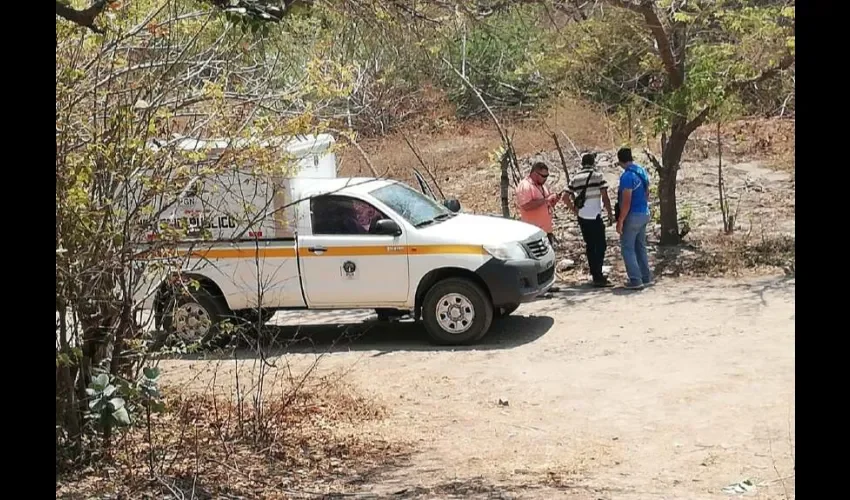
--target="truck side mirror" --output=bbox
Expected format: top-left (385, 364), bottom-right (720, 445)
top-left (443, 199), bottom-right (461, 213)
top-left (373, 219), bottom-right (402, 236)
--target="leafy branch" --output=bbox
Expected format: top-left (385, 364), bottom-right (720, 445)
top-left (55, 0), bottom-right (309, 33)
top-left (685, 52), bottom-right (795, 134)
top-left (55, 0), bottom-right (116, 34)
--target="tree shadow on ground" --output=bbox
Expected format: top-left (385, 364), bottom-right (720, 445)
top-left (345, 475), bottom-right (631, 499)
top-left (174, 313), bottom-right (555, 360)
top-left (535, 272), bottom-right (794, 314)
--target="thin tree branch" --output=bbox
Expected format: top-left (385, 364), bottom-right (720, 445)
top-left (607, 0), bottom-right (684, 88)
top-left (57, 1), bottom-right (308, 34)
top-left (728, 53), bottom-right (796, 93)
top-left (684, 53), bottom-right (795, 135)
top-left (684, 106), bottom-right (711, 136)
top-left (56, 0), bottom-right (114, 34)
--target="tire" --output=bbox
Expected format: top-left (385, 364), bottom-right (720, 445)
top-left (494, 303), bottom-right (520, 319)
top-left (160, 286), bottom-right (232, 347)
top-left (422, 278), bottom-right (493, 345)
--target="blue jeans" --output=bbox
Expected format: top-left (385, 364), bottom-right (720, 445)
top-left (620, 213), bottom-right (653, 286)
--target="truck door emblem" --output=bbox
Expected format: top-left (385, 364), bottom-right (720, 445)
top-left (342, 260), bottom-right (357, 278)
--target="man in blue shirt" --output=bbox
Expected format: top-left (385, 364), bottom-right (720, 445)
top-left (615, 148), bottom-right (654, 289)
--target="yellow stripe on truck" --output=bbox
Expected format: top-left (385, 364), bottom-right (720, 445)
top-left (161, 244), bottom-right (487, 260)
top-left (296, 246), bottom-right (397, 257)
top-left (407, 245), bottom-right (488, 256)
top-left (296, 244), bottom-right (487, 257)
top-left (191, 247), bottom-right (297, 259)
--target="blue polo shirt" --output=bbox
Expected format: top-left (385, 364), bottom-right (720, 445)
top-left (618, 163), bottom-right (650, 215)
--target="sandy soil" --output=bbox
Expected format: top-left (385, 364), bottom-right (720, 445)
top-left (162, 274), bottom-right (795, 499)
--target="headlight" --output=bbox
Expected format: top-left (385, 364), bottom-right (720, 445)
top-left (483, 242), bottom-right (528, 261)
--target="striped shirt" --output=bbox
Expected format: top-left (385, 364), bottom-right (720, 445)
top-left (568, 166), bottom-right (608, 220)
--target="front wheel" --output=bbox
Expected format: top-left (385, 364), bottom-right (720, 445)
top-left (422, 278), bottom-right (493, 345)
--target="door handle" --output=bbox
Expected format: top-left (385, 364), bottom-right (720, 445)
top-left (307, 246), bottom-right (327, 253)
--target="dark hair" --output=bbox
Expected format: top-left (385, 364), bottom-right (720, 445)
top-left (581, 153), bottom-right (596, 166)
top-left (531, 161), bottom-right (549, 173)
top-left (617, 147), bottom-right (633, 163)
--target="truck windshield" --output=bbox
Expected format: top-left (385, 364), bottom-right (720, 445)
top-left (370, 183), bottom-right (453, 228)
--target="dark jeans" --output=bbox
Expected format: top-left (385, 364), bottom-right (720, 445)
top-left (578, 215), bottom-right (607, 281)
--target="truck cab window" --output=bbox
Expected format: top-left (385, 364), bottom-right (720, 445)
top-left (311, 195), bottom-right (387, 235)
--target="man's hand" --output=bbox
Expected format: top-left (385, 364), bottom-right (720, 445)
top-left (616, 220), bottom-right (623, 235)
top-left (546, 193), bottom-right (559, 206)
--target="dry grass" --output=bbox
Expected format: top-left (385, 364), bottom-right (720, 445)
top-left (654, 233), bottom-right (795, 279)
top-left (56, 379), bottom-right (409, 499)
top-left (336, 97), bottom-right (610, 199)
top-left (687, 118), bottom-right (795, 171)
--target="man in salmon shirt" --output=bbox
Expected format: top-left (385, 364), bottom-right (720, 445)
top-left (515, 161), bottom-right (560, 246)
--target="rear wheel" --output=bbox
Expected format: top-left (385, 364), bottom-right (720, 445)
top-left (494, 303), bottom-right (520, 319)
top-left (159, 286), bottom-right (232, 347)
top-left (422, 278), bottom-right (493, 345)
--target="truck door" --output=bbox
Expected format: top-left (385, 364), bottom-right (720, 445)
top-left (297, 194), bottom-right (409, 307)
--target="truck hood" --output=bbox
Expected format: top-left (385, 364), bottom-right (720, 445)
top-left (417, 213), bottom-right (544, 245)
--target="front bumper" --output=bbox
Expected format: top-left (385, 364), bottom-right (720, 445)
top-left (475, 253), bottom-right (556, 307)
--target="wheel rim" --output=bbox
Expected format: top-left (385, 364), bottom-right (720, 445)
top-left (172, 302), bottom-right (212, 342)
top-left (435, 293), bottom-right (475, 334)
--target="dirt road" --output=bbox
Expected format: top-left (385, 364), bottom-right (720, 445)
top-left (163, 275), bottom-right (795, 499)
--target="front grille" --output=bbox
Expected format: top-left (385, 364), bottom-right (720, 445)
top-left (525, 237), bottom-right (549, 259)
top-left (537, 265), bottom-right (555, 285)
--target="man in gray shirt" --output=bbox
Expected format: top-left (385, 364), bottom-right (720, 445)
top-left (564, 153), bottom-right (614, 287)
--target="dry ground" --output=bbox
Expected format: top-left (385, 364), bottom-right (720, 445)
top-left (153, 112), bottom-right (794, 498)
top-left (161, 274), bottom-right (795, 499)
top-left (59, 106), bottom-right (794, 498)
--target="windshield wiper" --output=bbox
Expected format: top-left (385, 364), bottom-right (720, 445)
top-left (415, 213), bottom-right (454, 228)
top-left (414, 218), bottom-right (437, 228)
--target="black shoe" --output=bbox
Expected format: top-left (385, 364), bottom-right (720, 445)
top-left (592, 278), bottom-right (613, 288)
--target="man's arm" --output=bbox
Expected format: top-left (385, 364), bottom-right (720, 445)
top-left (601, 188), bottom-right (613, 222)
top-left (516, 182), bottom-right (551, 210)
top-left (562, 190), bottom-right (578, 213)
top-left (520, 197), bottom-right (548, 210)
top-left (616, 189), bottom-right (632, 234)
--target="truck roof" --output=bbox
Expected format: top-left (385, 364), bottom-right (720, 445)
top-left (295, 177), bottom-right (397, 197)
top-left (153, 134), bottom-right (336, 158)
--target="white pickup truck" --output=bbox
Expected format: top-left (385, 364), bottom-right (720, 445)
top-left (137, 134), bottom-right (555, 345)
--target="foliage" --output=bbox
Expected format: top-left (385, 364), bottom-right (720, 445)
top-left (55, 0), bottom-right (796, 474)
top-left (436, 5), bottom-right (556, 116)
top-left (557, 1), bottom-right (794, 127)
top-left (86, 373), bottom-right (131, 430)
top-left (55, 0), bottom-right (349, 469)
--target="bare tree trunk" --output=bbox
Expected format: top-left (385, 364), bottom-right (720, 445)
top-left (500, 152), bottom-right (511, 218)
top-left (658, 125), bottom-right (688, 246)
top-left (718, 122), bottom-right (732, 234)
